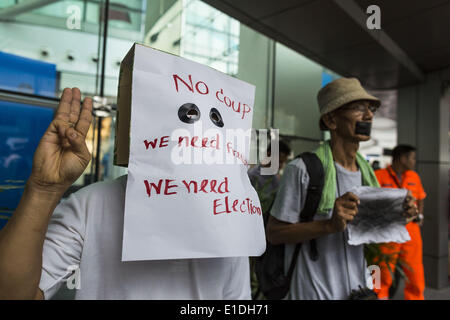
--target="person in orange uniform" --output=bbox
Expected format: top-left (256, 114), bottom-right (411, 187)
top-left (374, 145), bottom-right (426, 300)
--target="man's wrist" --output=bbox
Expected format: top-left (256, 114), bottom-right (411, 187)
top-left (323, 220), bottom-right (334, 234)
top-left (10, 179), bottom-right (66, 230)
top-left (25, 180), bottom-right (67, 203)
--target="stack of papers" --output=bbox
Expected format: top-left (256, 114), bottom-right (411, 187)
top-left (347, 186), bottom-right (411, 246)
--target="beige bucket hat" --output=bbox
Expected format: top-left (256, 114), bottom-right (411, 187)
top-left (318, 77), bottom-right (381, 130)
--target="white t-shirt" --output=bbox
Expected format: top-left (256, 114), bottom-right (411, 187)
top-left (39, 175), bottom-right (251, 300)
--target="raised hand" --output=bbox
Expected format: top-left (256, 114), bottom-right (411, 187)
top-left (29, 87), bottom-right (93, 193)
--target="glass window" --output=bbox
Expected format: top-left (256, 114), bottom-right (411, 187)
top-left (0, 0), bottom-right (245, 235)
top-left (0, 0), bottom-right (142, 205)
top-left (180, 0), bottom-right (240, 76)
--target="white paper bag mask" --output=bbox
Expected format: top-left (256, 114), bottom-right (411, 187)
top-left (116, 43), bottom-right (266, 261)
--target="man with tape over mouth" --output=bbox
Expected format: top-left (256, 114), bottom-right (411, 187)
top-left (266, 77), bottom-right (419, 300)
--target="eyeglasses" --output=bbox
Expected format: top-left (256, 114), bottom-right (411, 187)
top-left (341, 103), bottom-right (379, 114)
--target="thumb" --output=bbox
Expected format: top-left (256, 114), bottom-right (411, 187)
top-left (66, 127), bottom-right (89, 157)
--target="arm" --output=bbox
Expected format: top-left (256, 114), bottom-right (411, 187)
top-left (0, 184), bottom-right (64, 299)
top-left (267, 192), bottom-right (360, 245)
top-left (0, 88), bottom-right (92, 299)
top-left (266, 215), bottom-right (333, 245)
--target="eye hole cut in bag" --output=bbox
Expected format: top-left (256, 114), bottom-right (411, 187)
top-left (178, 103), bottom-right (201, 124)
top-left (209, 107), bottom-right (224, 127)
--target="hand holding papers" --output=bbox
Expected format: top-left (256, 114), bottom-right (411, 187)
top-left (347, 186), bottom-right (411, 245)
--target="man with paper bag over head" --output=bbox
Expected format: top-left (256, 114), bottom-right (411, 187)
top-left (0, 43), bottom-right (266, 300)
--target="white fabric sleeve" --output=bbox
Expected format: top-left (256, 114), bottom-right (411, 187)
top-left (223, 257), bottom-right (251, 299)
top-left (38, 192), bottom-right (86, 299)
top-left (270, 158), bottom-right (309, 224)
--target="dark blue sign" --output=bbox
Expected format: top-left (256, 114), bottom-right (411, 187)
top-left (0, 51), bottom-right (57, 97)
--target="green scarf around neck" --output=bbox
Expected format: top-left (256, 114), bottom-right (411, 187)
top-left (314, 140), bottom-right (380, 215)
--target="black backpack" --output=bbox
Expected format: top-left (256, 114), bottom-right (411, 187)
top-left (254, 152), bottom-right (324, 300)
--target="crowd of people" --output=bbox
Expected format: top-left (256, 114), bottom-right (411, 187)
top-left (0, 77), bottom-right (425, 300)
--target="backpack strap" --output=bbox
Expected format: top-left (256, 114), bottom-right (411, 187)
top-left (296, 152), bottom-right (325, 261)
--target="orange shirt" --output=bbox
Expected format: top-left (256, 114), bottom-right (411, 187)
top-left (375, 165), bottom-right (426, 201)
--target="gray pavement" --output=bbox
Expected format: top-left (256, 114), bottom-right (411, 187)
top-left (391, 278), bottom-right (450, 300)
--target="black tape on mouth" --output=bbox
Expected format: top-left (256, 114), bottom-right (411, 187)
top-left (355, 122), bottom-right (372, 136)
top-left (178, 103), bottom-right (201, 124)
